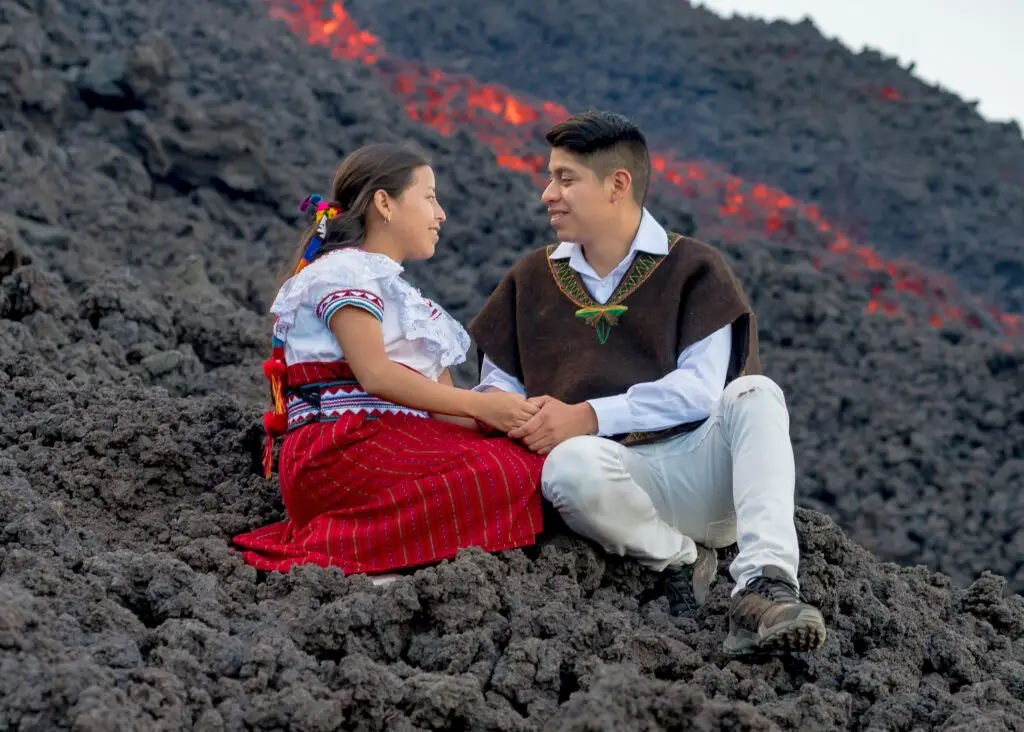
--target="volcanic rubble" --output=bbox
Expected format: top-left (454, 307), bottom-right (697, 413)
top-left (2, 0), bottom-right (1024, 729)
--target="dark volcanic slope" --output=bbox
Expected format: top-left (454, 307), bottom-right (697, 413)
top-left (345, 0), bottom-right (1024, 317)
top-left (4, 0), bottom-right (1024, 729)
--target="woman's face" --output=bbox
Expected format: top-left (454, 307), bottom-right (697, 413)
top-left (392, 165), bottom-right (446, 260)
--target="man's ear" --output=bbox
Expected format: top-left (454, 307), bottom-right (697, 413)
top-left (608, 168), bottom-right (633, 203)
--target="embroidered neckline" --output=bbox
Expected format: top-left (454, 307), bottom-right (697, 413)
top-left (319, 247), bottom-right (404, 276)
top-left (545, 231), bottom-right (682, 344)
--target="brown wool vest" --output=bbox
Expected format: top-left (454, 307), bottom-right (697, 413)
top-left (468, 232), bottom-right (762, 446)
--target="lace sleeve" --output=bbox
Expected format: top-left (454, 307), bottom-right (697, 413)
top-left (379, 277), bottom-right (471, 370)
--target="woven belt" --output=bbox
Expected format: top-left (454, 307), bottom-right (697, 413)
top-left (285, 380), bottom-right (428, 429)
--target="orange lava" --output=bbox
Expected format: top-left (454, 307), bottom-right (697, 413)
top-left (266, 0), bottom-right (1022, 340)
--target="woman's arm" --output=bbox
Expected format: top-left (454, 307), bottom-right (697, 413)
top-left (431, 370), bottom-right (481, 429)
top-left (329, 308), bottom-right (484, 417)
top-left (328, 308), bottom-right (538, 434)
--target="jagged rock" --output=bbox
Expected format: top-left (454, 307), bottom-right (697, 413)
top-left (2, 0), bottom-right (1024, 729)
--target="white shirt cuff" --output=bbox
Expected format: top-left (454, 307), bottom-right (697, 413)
top-left (472, 372), bottom-right (526, 396)
top-left (586, 394), bottom-right (631, 437)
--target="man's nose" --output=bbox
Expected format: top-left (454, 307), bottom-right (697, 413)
top-left (541, 181), bottom-right (558, 205)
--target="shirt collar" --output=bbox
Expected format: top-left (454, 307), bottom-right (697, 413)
top-left (549, 207), bottom-right (668, 261)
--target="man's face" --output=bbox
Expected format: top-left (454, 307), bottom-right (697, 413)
top-left (541, 148), bottom-right (614, 243)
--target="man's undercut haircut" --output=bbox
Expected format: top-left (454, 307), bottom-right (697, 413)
top-left (546, 109), bottom-right (651, 206)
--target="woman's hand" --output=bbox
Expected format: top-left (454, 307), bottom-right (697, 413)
top-left (470, 391), bottom-right (540, 433)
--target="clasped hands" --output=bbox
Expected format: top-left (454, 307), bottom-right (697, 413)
top-left (474, 390), bottom-right (598, 455)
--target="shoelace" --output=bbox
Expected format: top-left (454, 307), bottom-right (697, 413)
top-left (745, 576), bottom-right (811, 606)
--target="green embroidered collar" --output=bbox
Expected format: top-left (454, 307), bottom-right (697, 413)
top-left (545, 232), bottom-right (681, 344)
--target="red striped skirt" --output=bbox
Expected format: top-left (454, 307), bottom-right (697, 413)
top-left (232, 361), bottom-right (546, 574)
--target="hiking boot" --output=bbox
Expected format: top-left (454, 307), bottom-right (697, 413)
top-left (723, 566), bottom-right (826, 655)
top-left (665, 543), bottom-right (718, 616)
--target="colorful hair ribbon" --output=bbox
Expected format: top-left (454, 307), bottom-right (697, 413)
top-left (260, 194), bottom-right (345, 478)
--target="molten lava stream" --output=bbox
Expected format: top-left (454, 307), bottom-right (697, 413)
top-left (265, 0), bottom-right (1022, 341)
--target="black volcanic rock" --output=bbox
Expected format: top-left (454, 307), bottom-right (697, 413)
top-left (2, 0), bottom-right (1024, 729)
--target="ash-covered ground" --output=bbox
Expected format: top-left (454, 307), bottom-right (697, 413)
top-left (3, 0), bottom-right (1024, 729)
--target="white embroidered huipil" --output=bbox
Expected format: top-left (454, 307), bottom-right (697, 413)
top-left (237, 247), bottom-right (547, 581)
top-left (475, 208), bottom-right (801, 594)
top-left (270, 248), bottom-right (471, 427)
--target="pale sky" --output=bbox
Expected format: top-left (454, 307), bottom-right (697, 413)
top-left (698, 0), bottom-right (1024, 132)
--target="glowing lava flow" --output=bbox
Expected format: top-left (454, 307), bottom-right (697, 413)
top-left (266, 0), bottom-right (1022, 339)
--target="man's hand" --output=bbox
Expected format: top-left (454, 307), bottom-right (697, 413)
top-left (508, 396), bottom-right (598, 454)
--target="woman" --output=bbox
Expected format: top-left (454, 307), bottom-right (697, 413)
top-left (233, 142), bottom-right (546, 576)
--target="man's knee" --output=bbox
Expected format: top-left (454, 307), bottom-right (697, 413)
top-left (722, 374), bottom-right (786, 408)
top-left (719, 374), bottom-right (789, 434)
top-left (541, 435), bottom-right (609, 508)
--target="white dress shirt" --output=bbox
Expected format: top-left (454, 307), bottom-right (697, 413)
top-left (474, 208), bottom-right (733, 437)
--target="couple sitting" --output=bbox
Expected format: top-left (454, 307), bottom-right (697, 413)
top-left (232, 110), bottom-right (827, 656)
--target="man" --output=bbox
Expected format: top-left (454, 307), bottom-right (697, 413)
top-left (468, 109), bottom-right (826, 656)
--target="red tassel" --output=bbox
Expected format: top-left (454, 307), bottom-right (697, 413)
top-left (261, 350), bottom-right (289, 478)
top-left (263, 358), bottom-right (287, 415)
top-left (262, 437), bottom-right (274, 479)
top-left (262, 358), bottom-right (287, 380)
top-left (261, 411), bottom-right (288, 479)
top-left (263, 410), bottom-right (288, 435)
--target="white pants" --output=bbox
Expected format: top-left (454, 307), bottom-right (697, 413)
top-left (541, 374), bottom-right (799, 595)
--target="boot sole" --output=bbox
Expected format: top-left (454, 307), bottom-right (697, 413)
top-left (723, 608), bottom-right (827, 655)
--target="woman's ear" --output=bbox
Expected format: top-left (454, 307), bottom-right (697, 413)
top-left (372, 190), bottom-right (392, 222)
